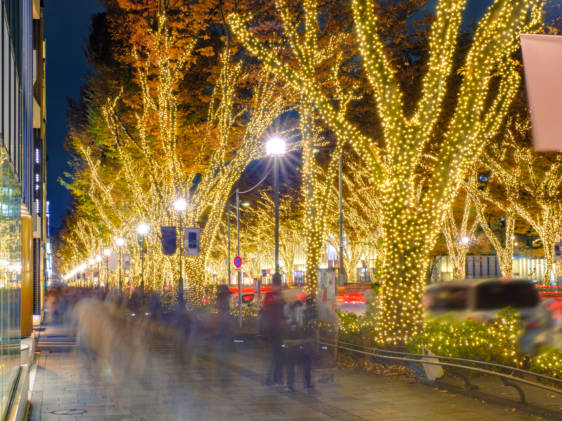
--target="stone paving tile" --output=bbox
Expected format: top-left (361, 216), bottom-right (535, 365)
top-left (29, 329), bottom-right (542, 421)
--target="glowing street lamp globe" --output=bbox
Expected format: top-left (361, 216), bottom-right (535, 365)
top-left (95, 255), bottom-right (102, 263)
top-left (460, 236), bottom-right (470, 245)
top-left (88, 259), bottom-right (95, 266)
top-left (136, 223), bottom-right (150, 236)
top-left (115, 237), bottom-right (125, 247)
top-left (173, 198), bottom-right (188, 213)
top-left (103, 248), bottom-right (111, 256)
top-left (266, 136), bottom-right (286, 156)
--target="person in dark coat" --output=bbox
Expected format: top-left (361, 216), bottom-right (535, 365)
top-left (285, 297), bottom-right (316, 391)
top-left (263, 285), bottom-right (285, 386)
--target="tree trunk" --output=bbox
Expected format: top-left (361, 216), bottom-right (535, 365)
top-left (498, 254), bottom-right (513, 278)
top-left (377, 237), bottom-right (428, 345)
top-left (185, 256), bottom-right (207, 304)
top-left (543, 240), bottom-right (555, 286)
top-left (452, 254), bottom-right (466, 280)
top-left (377, 193), bottom-right (429, 344)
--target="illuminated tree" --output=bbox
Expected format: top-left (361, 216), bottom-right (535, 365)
top-left (440, 189), bottom-right (478, 280)
top-left (481, 122), bottom-right (562, 284)
top-left (324, 154), bottom-right (382, 283)
top-left (59, 12), bottom-right (283, 303)
top-left (464, 173), bottom-right (516, 278)
top-left (230, 0), bottom-right (543, 343)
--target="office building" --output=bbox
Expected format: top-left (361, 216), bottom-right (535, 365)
top-left (0, 0), bottom-right (46, 417)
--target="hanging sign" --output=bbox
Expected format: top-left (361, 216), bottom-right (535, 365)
top-left (184, 227), bottom-right (201, 257)
top-left (108, 253), bottom-right (118, 271)
top-left (122, 253), bottom-right (131, 271)
top-left (161, 226), bottom-right (177, 255)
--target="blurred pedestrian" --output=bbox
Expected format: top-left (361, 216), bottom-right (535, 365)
top-left (263, 285), bottom-right (285, 386)
top-left (216, 284), bottom-right (233, 385)
top-left (285, 297), bottom-right (315, 391)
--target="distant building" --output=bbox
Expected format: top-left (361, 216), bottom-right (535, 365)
top-left (0, 0), bottom-right (45, 415)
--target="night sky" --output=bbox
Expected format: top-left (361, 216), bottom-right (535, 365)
top-left (42, 0), bottom-right (529, 235)
top-left (44, 0), bottom-right (104, 233)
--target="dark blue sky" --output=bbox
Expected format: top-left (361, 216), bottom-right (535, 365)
top-left (45, 0), bottom-right (104, 233)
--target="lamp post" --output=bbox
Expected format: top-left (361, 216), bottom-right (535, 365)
top-left (236, 188), bottom-right (242, 328)
top-left (136, 223), bottom-right (150, 290)
top-left (88, 259), bottom-right (95, 287)
top-left (227, 205), bottom-right (231, 286)
top-left (103, 248), bottom-right (111, 289)
top-left (95, 255), bottom-right (102, 286)
top-left (266, 136), bottom-right (286, 286)
top-left (173, 198), bottom-right (188, 303)
top-left (115, 237), bottom-right (125, 291)
top-left (338, 153), bottom-right (345, 286)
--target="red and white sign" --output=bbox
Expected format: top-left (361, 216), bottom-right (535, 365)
top-left (233, 256), bottom-right (242, 269)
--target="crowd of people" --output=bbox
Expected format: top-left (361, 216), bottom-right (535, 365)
top-left (43, 284), bottom-right (330, 392)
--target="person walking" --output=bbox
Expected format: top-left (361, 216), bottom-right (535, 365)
top-left (285, 297), bottom-right (316, 391)
top-left (216, 284), bottom-right (233, 386)
top-left (263, 285), bottom-right (285, 386)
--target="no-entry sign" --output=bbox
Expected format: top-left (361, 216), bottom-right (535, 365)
top-left (233, 256), bottom-right (242, 268)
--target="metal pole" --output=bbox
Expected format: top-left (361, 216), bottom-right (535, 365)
top-left (178, 216), bottom-right (184, 303)
top-left (236, 188), bottom-right (242, 328)
top-left (227, 203), bottom-right (231, 285)
top-left (119, 247), bottom-right (122, 291)
top-left (140, 235), bottom-right (145, 290)
top-left (339, 153), bottom-right (345, 286)
top-left (106, 257), bottom-right (109, 290)
top-left (273, 157), bottom-right (280, 285)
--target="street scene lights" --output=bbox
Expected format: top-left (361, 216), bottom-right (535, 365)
top-left (173, 198), bottom-right (187, 303)
top-left (266, 136), bottom-right (286, 286)
top-left (461, 236), bottom-right (470, 245)
top-left (266, 136), bottom-right (286, 156)
top-left (136, 223), bottom-right (150, 290)
top-left (115, 237), bottom-right (125, 290)
top-left (173, 198), bottom-right (188, 212)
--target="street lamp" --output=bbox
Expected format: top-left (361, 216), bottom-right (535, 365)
top-left (173, 198), bottom-right (188, 303)
top-left (461, 236), bottom-right (470, 245)
top-left (266, 136), bottom-right (286, 286)
top-left (136, 223), bottom-right (150, 290)
top-left (115, 237), bottom-right (125, 291)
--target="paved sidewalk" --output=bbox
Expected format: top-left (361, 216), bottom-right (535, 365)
top-left (29, 337), bottom-right (542, 420)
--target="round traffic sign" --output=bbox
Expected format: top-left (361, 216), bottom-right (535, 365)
top-left (234, 256), bottom-right (242, 268)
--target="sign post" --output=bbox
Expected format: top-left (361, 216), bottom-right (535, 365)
top-left (234, 255), bottom-right (243, 328)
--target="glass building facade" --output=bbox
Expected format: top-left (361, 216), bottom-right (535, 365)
top-left (0, 0), bottom-right (42, 415)
top-left (0, 147), bottom-right (21, 419)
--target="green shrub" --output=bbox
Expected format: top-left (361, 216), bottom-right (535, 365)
top-left (531, 349), bottom-right (562, 380)
top-left (407, 308), bottom-right (523, 367)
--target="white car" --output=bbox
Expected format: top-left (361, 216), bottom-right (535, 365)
top-left (423, 278), bottom-right (552, 353)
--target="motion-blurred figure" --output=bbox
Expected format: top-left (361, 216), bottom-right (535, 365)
top-left (216, 284), bottom-right (233, 385)
top-left (263, 285), bottom-right (285, 386)
top-left (285, 297), bottom-right (316, 391)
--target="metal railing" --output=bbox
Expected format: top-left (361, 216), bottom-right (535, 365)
top-left (319, 338), bottom-right (562, 404)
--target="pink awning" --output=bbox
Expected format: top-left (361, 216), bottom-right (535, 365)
top-left (520, 34), bottom-right (562, 151)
